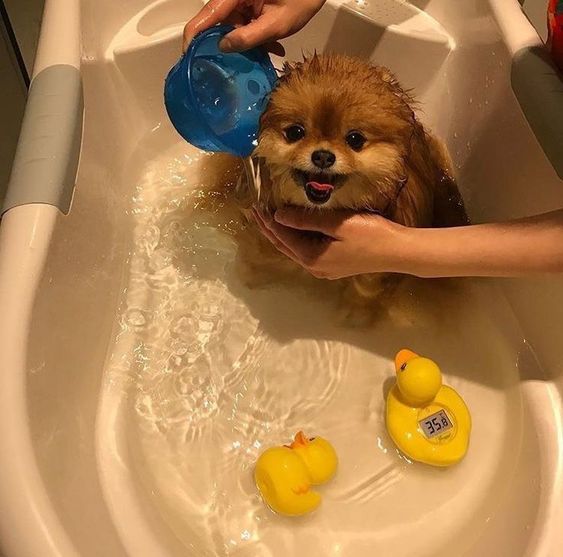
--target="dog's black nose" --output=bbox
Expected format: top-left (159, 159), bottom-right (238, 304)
top-left (311, 150), bottom-right (336, 169)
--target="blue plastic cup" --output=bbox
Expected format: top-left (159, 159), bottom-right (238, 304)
top-left (164, 25), bottom-right (278, 157)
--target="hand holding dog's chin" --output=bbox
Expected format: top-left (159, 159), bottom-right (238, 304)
top-left (253, 207), bottom-right (409, 280)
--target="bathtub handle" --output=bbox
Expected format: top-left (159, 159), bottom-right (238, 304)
top-left (511, 47), bottom-right (563, 179)
top-left (490, 0), bottom-right (563, 179)
top-left (1, 63), bottom-right (83, 216)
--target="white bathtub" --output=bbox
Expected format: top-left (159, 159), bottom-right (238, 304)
top-left (0, 0), bottom-right (562, 556)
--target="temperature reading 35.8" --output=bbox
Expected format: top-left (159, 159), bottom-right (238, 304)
top-left (419, 410), bottom-right (453, 439)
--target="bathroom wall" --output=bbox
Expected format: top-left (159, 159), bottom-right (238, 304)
top-left (522, 0), bottom-right (548, 41)
top-left (4, 0), bottom-right (44, 72)
top-left (0, 11), bottom-right (26, 207)
top-left (0, 0), bottom-right (44, 208)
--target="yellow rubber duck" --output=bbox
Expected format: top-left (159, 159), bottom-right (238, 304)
top-left (254, 431), bottom-right (338, 516)
top-left (386, 349), bottom-right (471, 467)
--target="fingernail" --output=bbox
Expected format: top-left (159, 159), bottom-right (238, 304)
top-left (219, 37), bottom-right (234, 52)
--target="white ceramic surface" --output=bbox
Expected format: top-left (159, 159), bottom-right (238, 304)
top-left (0, 1), bottom-right (561, 556)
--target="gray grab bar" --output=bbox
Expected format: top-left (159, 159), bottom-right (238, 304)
top-left (512, 47), bottom-right (563, 179)
top-left (1, 63), bottom-right (83, 216)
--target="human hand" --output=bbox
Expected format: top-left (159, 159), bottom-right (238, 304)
top-left (182, 0), bottom-right (326, 54)
top-left (252, 207), bottom-right (406, 279)
top-left (253, 206), bottom-right (563, 279)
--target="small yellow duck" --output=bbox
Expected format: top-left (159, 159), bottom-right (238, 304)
top-left (386, 349), bottom-right (471, 467)
top-left (254, 431), bottom-right (338, 516)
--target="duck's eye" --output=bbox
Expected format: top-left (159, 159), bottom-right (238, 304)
top-left (284, 124), bottom-right (305, 143)
top-left (400, 363), bottom-right (407, 371)
top-left (346, 131), bottom-right (367, 151)
top-left (309, 437), bottom-right (316, 441)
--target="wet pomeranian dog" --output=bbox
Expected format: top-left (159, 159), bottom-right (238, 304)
top-left (204, 53), bottom-right (466, 325)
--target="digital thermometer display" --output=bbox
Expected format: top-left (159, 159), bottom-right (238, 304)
top-left (419, 409), bottom-right (453, 439)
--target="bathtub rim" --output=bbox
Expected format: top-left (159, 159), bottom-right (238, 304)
top-left (0, 0), bottom-right (561, 556)
top-left (0, 204), bottom-right (81, 557)
top-left (0, 0), bottom-right (83, 555)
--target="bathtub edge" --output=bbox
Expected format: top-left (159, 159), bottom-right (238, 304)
top-left (0, 204), bottom-right (81, 557)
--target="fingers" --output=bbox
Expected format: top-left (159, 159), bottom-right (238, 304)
top-left (183, 0), bottom-right (286, 55)
top-left (183, 0), bottom-right (240, 51)
top-left (252, 0), bottom-right (265, 19)
top-left (274, 207), bottom-right (352, 237)
top-left (252, 208), bottom-right (301, 263)
top-left (219, 11), bottom-right (287, 52)
top-left (253, 208), bottom-right (333, 273)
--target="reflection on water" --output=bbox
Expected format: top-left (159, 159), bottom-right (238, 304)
top-left (103, 138), bottom-right (525, 556)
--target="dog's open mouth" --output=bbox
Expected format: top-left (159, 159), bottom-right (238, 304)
top-left (293, 170), bottom-right (345, 205)
top-left (305, 181), bottom-right (334, 204)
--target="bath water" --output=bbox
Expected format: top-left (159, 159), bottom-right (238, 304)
top-left (101, 134), bottom-right (529, 557)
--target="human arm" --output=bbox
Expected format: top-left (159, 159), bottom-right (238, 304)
top-left (252, 207), bottom-right (563, 279)
top-left (183, 0), bottom-right (326, 53)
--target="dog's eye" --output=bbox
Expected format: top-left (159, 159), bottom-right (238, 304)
top-left (346, 131), bottom-right (367, 151)
top-left (284, 125), bottom-right (305, 143)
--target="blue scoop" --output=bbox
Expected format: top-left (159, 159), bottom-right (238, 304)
top-left (164, 25), bottom-right (278, 157)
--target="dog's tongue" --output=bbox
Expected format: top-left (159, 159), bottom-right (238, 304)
top-left (306, 181), bottom-right (334, 192)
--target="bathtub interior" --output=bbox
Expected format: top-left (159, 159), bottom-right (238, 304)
top-left (23, 1), bottom-right (563, 556)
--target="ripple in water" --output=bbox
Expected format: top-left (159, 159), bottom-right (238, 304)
top-left (106, 144), bottom-right (354, 551)
top-left (103, 139), bottom-right (525, 556)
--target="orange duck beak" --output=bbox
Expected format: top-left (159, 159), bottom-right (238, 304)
top-left (395, 349), bottom-right (419, 373)
top-left (289, 431), bottom-right (310, 449)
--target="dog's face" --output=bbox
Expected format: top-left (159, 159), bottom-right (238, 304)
top-left (256, 54), bottom-right (417, 210)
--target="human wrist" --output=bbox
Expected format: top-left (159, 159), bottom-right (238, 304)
top-left (362, 218), bottom-right (419, 275)
top-left (371, 222), bottom-right (447, 278)
top-left (387, 225), bottom-right (485, 278)
top-left (386, 222), bottom-right (425, 276)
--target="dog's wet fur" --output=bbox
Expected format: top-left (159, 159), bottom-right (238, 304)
top-left (200, 53), bottom-right (467, 326)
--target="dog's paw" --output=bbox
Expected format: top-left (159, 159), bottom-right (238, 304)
top-left (386, 303), bottom-right (418, 328)
top-left (337, 303), bottom-right (375, 328)
top-left (237, 267), bottom-right (274, 290)
top-left (234, 257), bottom-right (274, 289)
top-left (386, 295), bottom-right (435, 329)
